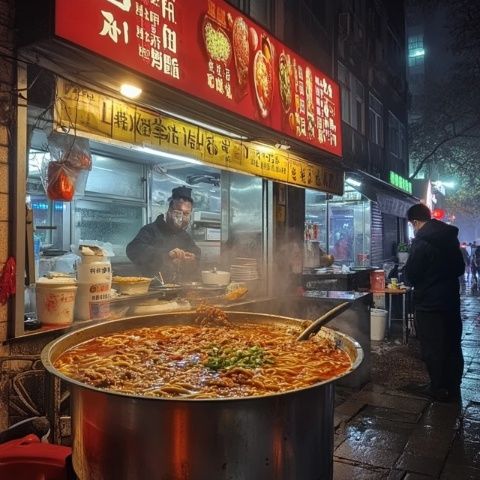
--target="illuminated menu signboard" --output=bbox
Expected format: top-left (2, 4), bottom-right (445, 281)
top-left (54, 0), bottom-right (342, 157)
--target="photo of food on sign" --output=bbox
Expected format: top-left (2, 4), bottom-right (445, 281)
top-left (253, 35), bottom-right (274, 118)
top-left (201, 7), bottom-right (275, 118)
top-left (232, 16), bottom-right (250, 90)
top-left (203, 18), bottom-right (232, 64)
top-left (278, 52), bottom-right (292, 114)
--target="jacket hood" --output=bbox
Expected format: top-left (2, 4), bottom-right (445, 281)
top-left (155, 214), bottom-right (173, 232)
top-left (415, 219), bottom-right (459, 249)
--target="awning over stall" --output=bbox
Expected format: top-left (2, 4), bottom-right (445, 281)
top-left (347, 170), bottom-right (419, 217)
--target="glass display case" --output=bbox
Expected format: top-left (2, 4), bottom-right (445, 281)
top-left (305, 186), bottom-right (371, 267)
top-left (305, 190), bottom-right (328, 250)
top-left (29, 196), bottom-right (67, 250)
top-left (85, 154), bottom-right (145, 200)
top-left (304, 190), bottom-right (328, 269)
top-left (73, 199), bottom-right (145, 261)
top-left (329, 197), bottom-right (370, 266)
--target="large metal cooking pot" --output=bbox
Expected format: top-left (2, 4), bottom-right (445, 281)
top-left (42, 311), bottom-right (363, 480)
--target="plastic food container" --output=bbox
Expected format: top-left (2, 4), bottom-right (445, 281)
top-left (36, 276), bottom-right (77, 326)
top-left (111, 276), bottom-right (153, 295)
top-left (201, 270), bottom-right (231, 286)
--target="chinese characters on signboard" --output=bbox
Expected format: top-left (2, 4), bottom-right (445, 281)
top-left (389, 171), bottom-right (412, 194)
top-left (54, 0), bottom-right (342, 157)
top-left (99, 0), bottom-right (179, 78)
top-left (55, 80), bottom-right (343, 194)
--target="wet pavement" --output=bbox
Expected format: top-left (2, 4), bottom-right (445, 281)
top-left (333, 289), bottom-right (480, 479)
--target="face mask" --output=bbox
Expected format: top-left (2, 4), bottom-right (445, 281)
top-left (168, 209), bottom-right (190, 230)
top-left (172, 215), bottom-right (184, 229)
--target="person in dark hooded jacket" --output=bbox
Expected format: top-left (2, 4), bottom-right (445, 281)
top-left (126, 186), bottom-right (201, 282)
top-left (404, 203), bottom-right (464, 402)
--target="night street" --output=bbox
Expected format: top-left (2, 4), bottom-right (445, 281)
top-left (333, 288), bottom-right (480, 479)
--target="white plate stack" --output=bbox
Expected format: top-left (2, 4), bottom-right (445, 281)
top-left (230, 257), bottom-right (259, 282)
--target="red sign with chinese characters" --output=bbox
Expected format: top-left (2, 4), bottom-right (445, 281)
top-left (54, 0), bottom-right (342, 157)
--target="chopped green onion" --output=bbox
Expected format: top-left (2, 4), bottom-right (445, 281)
top-left (203, 345), bottom-right (274, 371)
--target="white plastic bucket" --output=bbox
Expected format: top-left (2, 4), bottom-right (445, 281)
top-left (36, 278), bottom-right (77, 326)
top-left (370, 308), bottom-right (387, 341)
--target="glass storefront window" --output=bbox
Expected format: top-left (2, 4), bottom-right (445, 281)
top-left (305, 187), bottom-right (371, 267)
top-left (86, 154), bottom-right (145, 200)
top-left (73, 199), bottom-right (145, 261)
top-left (30, 197), bottom-right (66, 249)
top-left (27, 150), bottom-right (68, 251)
top-left (329, 199), bottom-right (370, 265)
top-left (227, 172), bottom-right (263, 258)
top-left (151, 166), bottom-right (221, 221)
top-left (27, 147), bottom-right (147, 262)
top-left (329, 203), bottom-right (354, 262)
top-left (305, 190), bottom-right (328, 252)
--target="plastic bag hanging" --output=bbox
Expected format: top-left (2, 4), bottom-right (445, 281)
top-left (41, 133), bottom-right (92, 201)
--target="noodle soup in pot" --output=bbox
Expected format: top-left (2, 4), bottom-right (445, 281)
top-left (53, 315), bottom-right (352, 400)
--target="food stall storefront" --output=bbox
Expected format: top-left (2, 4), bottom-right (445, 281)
top-left (4, 3), bottom-right (374, 477)
top-left (14, 0), bottom-right (346, 337)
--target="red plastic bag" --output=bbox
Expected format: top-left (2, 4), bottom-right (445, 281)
top-left (46, 161), bottom-right (76, 201)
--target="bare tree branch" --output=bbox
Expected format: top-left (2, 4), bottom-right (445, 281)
top-left (409, 122), bottom-right (480, 179)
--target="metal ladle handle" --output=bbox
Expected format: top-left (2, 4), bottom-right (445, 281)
top-left (296, 302), bottom-right (351, 341)
top-left (156, 271), bottom-right (165, 286)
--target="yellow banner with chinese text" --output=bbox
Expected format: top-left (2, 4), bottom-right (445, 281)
top-left (54, 79), bottom-right (343, 195)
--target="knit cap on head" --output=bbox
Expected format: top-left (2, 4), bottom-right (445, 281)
top-left (170, 186), bottom-right (193, 203)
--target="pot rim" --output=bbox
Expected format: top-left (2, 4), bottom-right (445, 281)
top-left (41, 310), bottom-right (363, 403)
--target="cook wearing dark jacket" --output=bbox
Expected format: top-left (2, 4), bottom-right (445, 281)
top-left (126, 186), bottom-right (201, 282)
top-left (404, 203), bottom-right (464, 402)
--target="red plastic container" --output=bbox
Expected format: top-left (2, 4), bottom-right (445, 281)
top-left (0, 434), bottom-right (71, 480)
top-left (370, 269), bottom-right (385, 291)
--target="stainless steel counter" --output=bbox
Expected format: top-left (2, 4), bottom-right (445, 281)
top-left (302, 268), bottom-right (373, 291)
